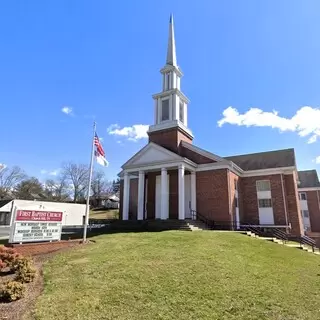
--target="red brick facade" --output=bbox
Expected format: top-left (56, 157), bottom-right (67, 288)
top-left (196, 169), bottom-right (231, 224)
top-left (305, 190), bottom-right (320, 232)
top-left (119, 168), bottom-right (304, 235)
top-left (148, 127), bottom-right (192, 154)
top-left (284, 174), bottom-right (304, 236)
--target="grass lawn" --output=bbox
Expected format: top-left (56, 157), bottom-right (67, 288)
top-left (89, 208), bottom-right (119, 219)
top-left (34, 232), bottom-right (320, 320)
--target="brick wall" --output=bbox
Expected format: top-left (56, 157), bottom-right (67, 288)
top-left (284, 174), bottom-right (304, 236)
top-left (196, 169), bottom-right (231, 224)
top-left (240, 174), bottom-right (287, 225)
top-left (306, 190), bottom-right (320, 232)
top-left (129, 178), bottom-right (138, 220)
top-left (148, 127), bottom-right (192, 153)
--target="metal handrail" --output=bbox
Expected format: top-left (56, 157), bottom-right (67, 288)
top-left (191, 210), bottom-right (215, 229)
top-left (272, 228), bottom-right (288, 243)
top-left (300, 235), bottom-right (316, 252)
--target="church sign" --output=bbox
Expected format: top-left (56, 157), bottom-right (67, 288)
top-left (9, 210), bottom-right (63, 243)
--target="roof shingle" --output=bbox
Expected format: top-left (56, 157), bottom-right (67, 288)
top-left (224, 148), bottom-right (296, 171)
top-left (298, 170), bottom-right (320, 188)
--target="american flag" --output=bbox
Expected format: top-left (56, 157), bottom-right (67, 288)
top-left (94, 134), bottom-right (105, 157)
top-left (94, 133), bottom-right (108, 167)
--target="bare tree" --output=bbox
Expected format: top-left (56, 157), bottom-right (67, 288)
top-left (14, 177), bottom-right (44, 200)
top-left (0, 166), bottom-right (26, 199)
top-left (43, 174), bottom-right (69, 202)
top-left (91, 170), bottom-right (113, 199)
top-left (61, 162), bottom-right (89, 203)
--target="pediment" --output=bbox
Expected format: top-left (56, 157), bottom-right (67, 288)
top-left (122, 143), bottom-right (183, 168)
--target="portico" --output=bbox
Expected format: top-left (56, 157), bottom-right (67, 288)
top-left (120, 143), bottom-right (197, 221)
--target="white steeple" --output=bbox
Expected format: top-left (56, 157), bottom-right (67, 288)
top-left (148, 15), bottom-right (193, 140)
top-left (166, 14), bottom-right (177, 67)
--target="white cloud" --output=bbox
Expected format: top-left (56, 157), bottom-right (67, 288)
top-left (49, 169), bottom-right (59, 176)
top-left (218, 106), bottom-right (320, 144)
top-left (61, 106), bottom-right (73, 115)
top-left (40, 169), bottom-right (60, 176)
top-left (107, 124), bottom-right (149, 142)
top-left (314, 156), bottom-right (320, 164)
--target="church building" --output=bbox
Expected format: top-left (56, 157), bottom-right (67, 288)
top-left (118, 16), bottom-right (320, 237)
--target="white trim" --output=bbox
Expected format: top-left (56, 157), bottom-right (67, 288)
top-left (123, 172), bottom-right (130, 220)
top-left (196, 162), bottom-right (241, 175)
top-left (122, 142), bottom-right (182, 168)
top-left (298, 187), bottom-right (320, 191)
top-left (178, 164), bottom-right (185, 220)
top-left (152, 88), bottom-right (190, 104)
top-left (125, 160), bottom-right (196, 174)
top-left (242, 167), bottom-right (296, 177)
top-left (190, 171), bottom-right (196, 219)
top-left (280, 174), bottom-right (289, 226)
top-left (160, 65), bottom-right (183, 77)
top-left (148, 120), bottom-right (194, 139)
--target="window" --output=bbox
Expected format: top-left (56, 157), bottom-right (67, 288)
top-left (258, 199), bottom-right (272, 208)
top-left (301, 210), bottom-right (309, 218)
top-left (179, 101), bottom-right (184, 123)
top-left (161, 99), bottom-right (169, 121)
top-left (299, 192), bottom-right (307, 201)
top-left (256, 180), bottom-right (271, 192)
top-left (166, 73), bottom-right (170, 90)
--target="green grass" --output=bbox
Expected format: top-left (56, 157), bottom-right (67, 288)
top-left (89, 208), bottom-right (119, 219)
top-left (34, 232), bottom-right (320, 320)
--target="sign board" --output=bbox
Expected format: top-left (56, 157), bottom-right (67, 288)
top-left (9, 209), bottom-right (63, 243)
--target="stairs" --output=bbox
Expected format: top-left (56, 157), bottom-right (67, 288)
top-left (108, 219), bottom-right (208, 232)
top-left (244, 230), bottom-right (320, 256)
top-left (187, 220), bottom-right (208, 231)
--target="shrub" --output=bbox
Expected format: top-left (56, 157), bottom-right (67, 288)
top-left (0, 281), bottom-right (25, 302)
top-left (0, 247), bottom-right (21, 271)
top-left (0, 259), bottom-right (7, 271)
top-left (14, 257), bottom-right (36, 283)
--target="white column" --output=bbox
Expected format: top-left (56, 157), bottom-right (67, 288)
top-left (161, 168), bottom-right (168, 220)
top-left (157, 98), bottom-right (161, 123)
top-left (191, 171), bottom-right (196, 220)
top-left (138, 171), bottom-right (145, 220)
top-left (123, 172), bottom-right (130, 220)
top-left (178, 165), bottom-right (185, 220)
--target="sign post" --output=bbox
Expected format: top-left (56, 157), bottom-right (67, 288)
top-left (9, 210), bottom-right (63, 244)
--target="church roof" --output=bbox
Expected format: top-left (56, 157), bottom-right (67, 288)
top-left (224, 148), bottom-right (296, 171)
top-left (298, 170), bottom-right (320, 188)
top-left (166, 14), bottom-right (177, 67)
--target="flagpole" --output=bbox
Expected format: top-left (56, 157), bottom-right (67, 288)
top-left (83, 121), bottom-right (96, 242)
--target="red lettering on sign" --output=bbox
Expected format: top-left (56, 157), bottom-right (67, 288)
top-left (16, 210), bottom-right (63, 222)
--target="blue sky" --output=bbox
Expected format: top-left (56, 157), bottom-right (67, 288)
top-left (1, 0), bottom-right (320, 181)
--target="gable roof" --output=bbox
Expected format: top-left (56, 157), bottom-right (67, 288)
top-left (180, 141), bottom-right (225, 163)
top-left (298, 170), bottom-right (320, 188)
top-left (224, 148), bottom-right (296, 171)
top-left (122, 142), bottom-right (184, 169)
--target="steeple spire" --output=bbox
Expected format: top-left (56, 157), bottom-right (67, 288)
top-left (166, 14), bottom-right (177, 67)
